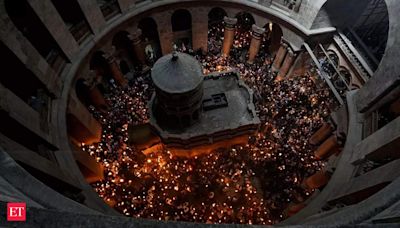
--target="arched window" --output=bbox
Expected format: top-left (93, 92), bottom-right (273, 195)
top-left (264, 22), bottom-right (283, 55)
top-left (138, 17), bottom-right (162, 60)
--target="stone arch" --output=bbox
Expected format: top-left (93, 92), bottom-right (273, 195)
top-left (171, 9), bottom-right (192, 49)
top-left (351, 83), bottom-right (361, 90)
top-left (326, 49), bottom-right (340, 67)
top-left (112, 30), bottom-right (136, 70)
top-left (338, 66), bottom-right (352, 85)
top-left (75, 78), bottom-right (107, 110)
top-left (138, 17), bottom-right (161, 60)
top-left (112, 31), bottom-right (131, 52)
top-left (235, 11), bottom-right (255, 32)
top-left (265, 22), bottom-right (283, 55)
top-left (208, 7), bottom-right (227, 25)
top-left (119, 60), bottom-right (130, 75)
top-left (171, 9), bottom-right (192, 32)
top-left (207, 7), bottom-right (227, 54)
top-left (332, 66), bottom-right (352, 93)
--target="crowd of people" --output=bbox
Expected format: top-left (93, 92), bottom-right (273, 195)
top-left (81, 17), bottom-right (338, 225)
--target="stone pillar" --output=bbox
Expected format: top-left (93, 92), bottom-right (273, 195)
top-left (222, 17), bottom-right (238, 57)
top-left (76, 0), bottom-right (106, 35)
top-left (314, 135), bottom-right (340, 160)
top-left (293, 0), bottom-right (303, 12)
top-left (272, 42), bottom-right (288, 70)
top-left (153, 12), bottom-right (174, 55)
top-left (309, 122), bottom-right (333, 145)
top-left (128, 29), bottom-right (147, 65)
top-left (302, 170), bottom-right (330, 190)
top-left (247, 24), bottom-right (265, 64)
top-left (191, 7), bottom-right (208, 54)
top-left (277, 48), bottom-right (297, 79)
top-left (104, 54), bottom-right (128, 87)
top-left (116, 0), bottom-right (135, 13)
top-left (27, 0), bottom-right (79, 60)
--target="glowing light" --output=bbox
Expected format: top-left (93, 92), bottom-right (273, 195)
top-left (80, 19), bottom-right (336, 226)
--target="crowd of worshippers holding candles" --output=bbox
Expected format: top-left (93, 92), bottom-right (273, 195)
top-left (81, 15), bottom-right (338, 225)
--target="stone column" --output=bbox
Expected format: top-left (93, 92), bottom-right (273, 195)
top-left (153, 12), bottom-right (174, 55)
top-left (277, 48), bottom-right (297, 79)
top-left (247, 25), bottom-right (265, 64)
top-left (104, 54), bottom-right (128, 87)
top-left (222, 17), bottom-right (238, 57)
top-left (76, 0), bottom-right (106, 35)
top-left (309, 123), bottom-right (333, 145)
top-left (293, 0), bottom-right (303, 12)
top-left (272, 42), bottom-right (288, 70)
top-left (302, 170), bottom-right (330, 190)
top-left (27, 0), bottom-right (79, 60)
top-left (116, 0), bottom-right (135, 13)
top-left (128, 29), bottom-right (147, 65)
top-left (314, 135), bottom-right (340, 160)
top-left (191, 7), bottom-right (209, 54)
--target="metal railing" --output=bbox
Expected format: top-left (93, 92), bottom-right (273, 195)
top-left (333, 33), bottom-right (373, 83)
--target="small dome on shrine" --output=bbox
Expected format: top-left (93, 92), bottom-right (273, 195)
top-left (151, 52), bottom-right (203, 94)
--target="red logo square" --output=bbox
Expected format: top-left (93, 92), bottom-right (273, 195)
top-left (7, 202), bottom-right (26, 221)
